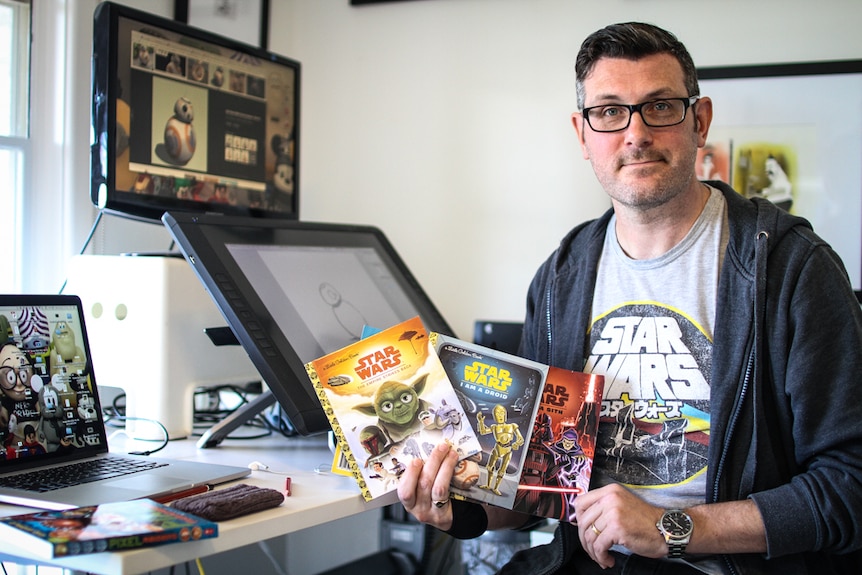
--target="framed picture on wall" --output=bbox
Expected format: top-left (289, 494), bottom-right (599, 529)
top-left (174, 0), bottom-right (270, 49)
top-left (697, 60), bottom-right (862, 298)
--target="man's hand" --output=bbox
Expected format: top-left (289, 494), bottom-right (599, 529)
top-left (575, 483), bottom-right (767, 568)
top-left (397, 442), bottom-right (459, 530)
top-left (574, 483), bottom-right (667, 569)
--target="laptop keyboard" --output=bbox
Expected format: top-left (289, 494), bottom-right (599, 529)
top-left (0, 456), bottom-right (168, 493)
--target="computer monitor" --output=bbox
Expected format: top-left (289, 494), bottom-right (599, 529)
top-left (91, 1), bottom-right (300, 222)
top-left (473, 320), bottom-right (524, 356)
top-left (161, 212), bottom-right (454, 439)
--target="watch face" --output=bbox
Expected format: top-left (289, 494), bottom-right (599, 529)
top-left (661, 510), bottom-right (693, 537)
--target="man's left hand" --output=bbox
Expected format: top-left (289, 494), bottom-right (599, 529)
top-left (574, 483), bottom-right (667, 568)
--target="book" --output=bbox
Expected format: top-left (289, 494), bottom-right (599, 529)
top-left (511, 369), bottom-right (603, 522)
top-left (305, 316), bottom-right (483, 501)
top-left (431, 333), bottom-right (546, 510)
top-left (431, 332), bottom-right (603, 520)
top-left (0, 498), bottom-right (217, 558)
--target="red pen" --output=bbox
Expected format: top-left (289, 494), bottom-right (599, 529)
top-left (152, 484), bottom-right (211, 504)
top-left (285, 477), bottom-right (291, 497)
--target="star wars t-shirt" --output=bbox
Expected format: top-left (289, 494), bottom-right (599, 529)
top-left (586, 185), bottom-right (727, 510)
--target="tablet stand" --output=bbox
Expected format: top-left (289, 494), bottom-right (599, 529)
top-left (197, 390), bottom-right (277, 448)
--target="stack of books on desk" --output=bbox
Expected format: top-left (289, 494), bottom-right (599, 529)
top-left (0, 498), bottom-right (217, 558)
top-left (305, 316), bottom-right (604, 522)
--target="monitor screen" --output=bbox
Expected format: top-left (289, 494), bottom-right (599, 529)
top-left (161, 213), bottom-right (454, 436)
top-left (91, 1), bottom-right (299, 222)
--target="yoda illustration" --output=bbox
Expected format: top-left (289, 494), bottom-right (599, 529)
top-left (354, 374), bottom-right (430, 447)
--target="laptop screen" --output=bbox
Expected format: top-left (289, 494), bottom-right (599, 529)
top-left (0, 295), bottom-right (109, 472)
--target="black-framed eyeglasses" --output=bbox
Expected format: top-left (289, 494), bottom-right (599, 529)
top-left (581, 96), bottom-right (698, 133)
top-left (1, 365), bottom-right (33, 390)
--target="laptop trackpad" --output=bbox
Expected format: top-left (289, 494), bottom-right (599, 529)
top-left (103, 475), bottom-right (188, 492)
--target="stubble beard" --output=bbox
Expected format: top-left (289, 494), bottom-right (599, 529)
top-left (595, 142), bottom-right (700, 213)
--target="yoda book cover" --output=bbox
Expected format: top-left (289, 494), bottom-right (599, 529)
top-left (431, 333), bottom-right (545, 510)
top-left (305, 316), bottom-right (482, 501)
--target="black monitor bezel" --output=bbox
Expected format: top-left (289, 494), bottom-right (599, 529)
top-left (161, 212), bottom-right (454, 436)
top-left (91, 1), bottom-right (300, 222)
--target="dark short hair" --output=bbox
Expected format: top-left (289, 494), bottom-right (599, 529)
top-left (575, 22), bottom-right (699, 109)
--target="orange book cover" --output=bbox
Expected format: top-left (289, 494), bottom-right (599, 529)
top-left (512, 369), bottom-right (603, 521)
top-left (305, 316), bottom-right (482, 501)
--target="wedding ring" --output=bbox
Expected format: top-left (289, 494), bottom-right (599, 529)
top-left (590, 523), bottom-right (602, 536)
top-left (434, 499), bottom-right (449, 508)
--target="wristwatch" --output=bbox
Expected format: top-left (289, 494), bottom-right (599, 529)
top-left (656, 509), bottom-right (693, 559)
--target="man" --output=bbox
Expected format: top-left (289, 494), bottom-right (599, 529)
top-left (397, 22), bottom-right (862, 574)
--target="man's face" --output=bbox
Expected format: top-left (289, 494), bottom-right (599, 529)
top-left (572, 53), bottom-right (712, 211)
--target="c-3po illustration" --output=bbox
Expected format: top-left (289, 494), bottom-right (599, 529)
top-left (476, 404), bottom-right (524, 495)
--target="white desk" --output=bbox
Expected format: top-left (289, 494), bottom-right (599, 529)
top-left (0, 433), bottom-right (397, 575)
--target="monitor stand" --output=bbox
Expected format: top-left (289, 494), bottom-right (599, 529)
top-left (197, 390), bottom-right (277, 448)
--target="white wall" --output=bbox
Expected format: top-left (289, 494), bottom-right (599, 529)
top-left (265, 0), bottom-right (862, 340)
top-left (66, 0), bottom-right (862, 341)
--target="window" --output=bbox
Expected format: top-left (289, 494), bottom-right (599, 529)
top-left (0, 0), bottom-right (30, 293)
top-left (7, 2), bottom-right (184, 296)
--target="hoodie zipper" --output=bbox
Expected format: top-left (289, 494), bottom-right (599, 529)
top-left (713, 340), bottom-right (754, 502)
top-left (714, 229), bottom-right (769, 575)
top-left (544, 284), bottom-right (553, 366)
top-left (716, 346), bottom-right (751, 575)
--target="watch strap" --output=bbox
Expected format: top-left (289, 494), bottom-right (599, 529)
top-left (667, 542), bottom-right (686, 559)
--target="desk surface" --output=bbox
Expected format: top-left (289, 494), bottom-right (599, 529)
top-left (0, 433), bottom-right (396, 575)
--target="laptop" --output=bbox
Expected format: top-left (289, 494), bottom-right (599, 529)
top-left (0, 294), bottom-right (250, 510)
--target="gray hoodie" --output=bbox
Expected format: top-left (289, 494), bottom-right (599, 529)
top-left (500, 182), bottom-right (862, 574)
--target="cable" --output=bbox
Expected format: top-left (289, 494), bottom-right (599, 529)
top-left (101, 384), bottom-right (295, 449)
top-left (79, 209), bottom-right (104, 255)
top-left (192, 384), bottom-right (258, 423)
top-left (190, 384), bottom-right (289, 441)
top-left (105, 417), bottom-right (170, 455)
top-left (58, 210), bottom-right (181, 294)
top-left (59, 210), bottom-right (104, 294)
top-left (257, 540), bottom-right (290, 575)
top-left (247, 460), bottom-right (290, 475)
top-left (101, 392), bottom-right (170, 455)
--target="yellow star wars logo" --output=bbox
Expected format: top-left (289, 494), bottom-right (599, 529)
top-left (463, 361), bottom-right (513, 392)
